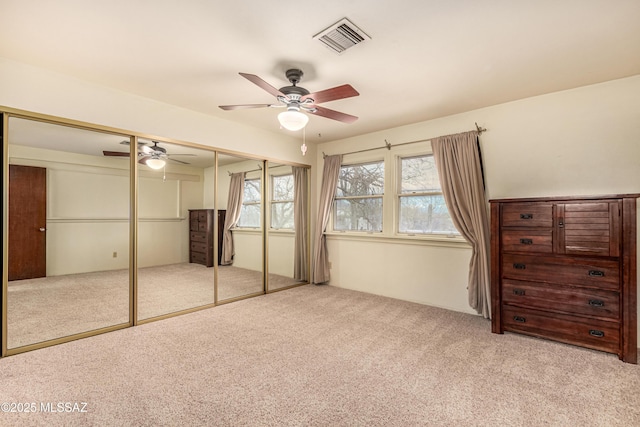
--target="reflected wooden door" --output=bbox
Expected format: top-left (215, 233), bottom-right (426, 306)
top-left (9, 165), bottom-right (47, 280)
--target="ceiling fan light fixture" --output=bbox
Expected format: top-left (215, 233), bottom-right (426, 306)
top-left (146, 158), bottom-right (166, 170)
top-left (278, 109), bottom-right (309, 131)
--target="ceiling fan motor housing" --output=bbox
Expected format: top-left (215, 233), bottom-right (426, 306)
top-left (279, 69), bottom-right (310, 101)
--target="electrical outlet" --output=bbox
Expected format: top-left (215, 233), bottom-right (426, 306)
top-left (112, 252), bottom-right (117, 258)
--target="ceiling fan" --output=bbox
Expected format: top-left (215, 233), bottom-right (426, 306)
top-left (219, 69), bottom-right (359, 130)
top-left (103, 141), bottom-right (195, 169)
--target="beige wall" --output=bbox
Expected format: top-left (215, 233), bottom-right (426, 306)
top-left (317, 75), bottom-right (640, 339)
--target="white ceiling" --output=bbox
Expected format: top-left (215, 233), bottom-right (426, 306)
top-left (1, 0), bottom-right (639, 143)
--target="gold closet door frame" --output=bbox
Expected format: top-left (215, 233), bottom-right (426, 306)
top-left (0, 105), bottom-right (311, 357)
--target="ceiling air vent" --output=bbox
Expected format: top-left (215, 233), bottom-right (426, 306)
top-left (313, 18), bottom-right (371, 54)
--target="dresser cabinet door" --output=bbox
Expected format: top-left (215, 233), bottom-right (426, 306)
top-left (556, 201), bottom-right (621, 257)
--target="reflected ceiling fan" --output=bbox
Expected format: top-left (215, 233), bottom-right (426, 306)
top-left (103, 141), bottom-right (195, 169)
top-left (219, 69), bottom-right (359, 131)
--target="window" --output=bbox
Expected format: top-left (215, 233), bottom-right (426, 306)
top-left (333, 161), bottom-right (384, 232)
top-left (271, 174), bottom-right (294, 229)
top-left (237, 178), bottom-right (261, 228)
top-left (398, 155), bottom-right (458, 235)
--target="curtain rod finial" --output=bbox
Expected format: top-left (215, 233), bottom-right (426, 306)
top-left (475, 122), bottom-right (487, 134)
top-left (385, 139), bottom-right (392, 150)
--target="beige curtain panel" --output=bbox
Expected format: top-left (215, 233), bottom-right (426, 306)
top-left (293, 166), bottom-right (309, 281)
top-left (312, 154), bottom-right (342, 284)
top-left (432, 131), bottom-right (492, 319)
top-left (221, 172), bottom-right (246, 266)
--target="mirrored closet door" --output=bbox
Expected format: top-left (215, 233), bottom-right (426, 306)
top-left (266, 162), bottom-right (310, 291)
top-left (6, 117), bottom-right (131, 350)
top-left (136, 139), bottom-right (217, 321)
top-left (216, 153), bottom-right (265, 302)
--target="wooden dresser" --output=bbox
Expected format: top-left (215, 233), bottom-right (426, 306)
top-left (188, 209), bottom-right (226, 267)
top-left (490, 195), bottom-right (638, 363)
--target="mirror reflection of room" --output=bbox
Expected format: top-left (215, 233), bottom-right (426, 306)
top-left (7, 117), bottom-right (130, 349)
top-left (267, 162), bottom-right (309, 291)
top-left (134, 139), bottom-right (217, 321)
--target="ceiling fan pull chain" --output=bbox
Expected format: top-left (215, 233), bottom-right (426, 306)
top-left (301, 127), bottom-right (307, 156)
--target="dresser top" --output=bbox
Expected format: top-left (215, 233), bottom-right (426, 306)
top-left (490, 194), bottom-right (640, 203)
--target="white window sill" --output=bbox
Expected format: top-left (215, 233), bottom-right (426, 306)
top-left (324, 231), bottom-right (470, 249)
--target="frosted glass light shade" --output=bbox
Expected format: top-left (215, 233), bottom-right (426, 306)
top-left (278, 110), bottom-right (309, 131)
top-left (146, 158), bottom-right (166, 170)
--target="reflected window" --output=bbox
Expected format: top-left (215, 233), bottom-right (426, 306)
top-left (270, 174), bottom-right (294, 229)
top-left (238, 178), bottom-right (261, 228)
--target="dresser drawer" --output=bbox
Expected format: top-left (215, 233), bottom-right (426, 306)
top-left (501, 229), bottom-right (553, 254)
top-left (190, 252), bottom-right (208, 265)
top-left (190, 232), bottom-right (207, 243)
top-left (503, 306), bottom-right (620, 354)
top-left (502, 279), bottom-right (620, 320)
top-left (190, 241), bottom-right (207, 253)
top-left (502, 254), bottom-right (620, 290)
top-left (502, 202), bottom-right (553, 228)
top-left (190, 210), bottom-right (199, 221)
top-left (197, 211), bottom-right (208, 222)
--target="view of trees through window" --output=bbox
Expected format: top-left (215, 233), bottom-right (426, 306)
top-left (334, 161), bottom-right (384, 232)
top-left (271, 174), bottom-right (294, 229)
top-left (330, 154), bottom-right (459, 236)
top-left (238, 178), bottom-right (261, 228)
top-left (398, 155), bottom-right (457, 234)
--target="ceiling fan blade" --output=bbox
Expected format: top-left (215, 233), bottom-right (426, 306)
top-left (239, 72), bottom-right (286, 98)
top-left (302, 84), bottom-right (359, 104)
top-left (103, 151), bottom-right (130, 157)
top-left (219, 104), bottom-right (274, 111)
top-left (138, 156), bottom-right (151, 165)
top-left (310, 106), bottom-right (358, 124)
top-left (167, 154), bottom-right (197, 157)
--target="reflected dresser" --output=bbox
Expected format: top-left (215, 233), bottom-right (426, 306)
top-left (490, 194), bottom-right (638, 363)
top-left (189, 209), bottom-right (225, 267)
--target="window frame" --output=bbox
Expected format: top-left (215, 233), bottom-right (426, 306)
top-left (236, 177), bottom-right (262, 229)
top-left (269, 172), bottom-right (294, 230)
top-left (324, 143), bottom-right (466, 245)
top-left (396, 153), bottom-right (460, 237)
top-left (332, 159), bottom-right (385, 233)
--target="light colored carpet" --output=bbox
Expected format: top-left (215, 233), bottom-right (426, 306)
top-left (7, 263), bottom-right (300, 349)
top-left (1, 284), bottom-right (638, 426)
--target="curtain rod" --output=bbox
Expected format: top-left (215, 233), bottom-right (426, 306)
top-left (228, 163), bottom-right (263, 176)
top-left (323, 122), bottom-right (487, 158)
top-left (227, 163), bottom-right (291, 176)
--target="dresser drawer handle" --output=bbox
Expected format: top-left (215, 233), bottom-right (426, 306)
top-left (513, 316), bottom-right (526, 323)
top-left (589, 329), bottom-right (605, 338)
top-left (513, 289), bottom-right (525, 296)
top-left (588, 270), bottom-right (604, 277)
top-left (519, 213), bottom-right (533, 219)
top-left (519, 238), bottom-right (533, 245)
top-left (588, 299), bottom-right (605, 307)
top-left (513, 263), bottom-right (526, 270)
